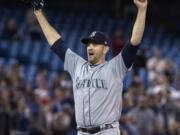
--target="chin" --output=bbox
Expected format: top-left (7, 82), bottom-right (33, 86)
top-left (89, 61), bottom-right (94, 65)
top-left (88, 56), bottom-right (98, 65)
top-left (88, 59), bottom-right (95, 65)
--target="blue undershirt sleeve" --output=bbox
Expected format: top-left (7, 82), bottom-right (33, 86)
top-left (50, 39), bottom-right (68, 62)
top-left (121, 42), bottom-right (140, 69)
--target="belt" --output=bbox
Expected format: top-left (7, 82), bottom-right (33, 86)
top-left (77, 124), bottom-right (113, 134)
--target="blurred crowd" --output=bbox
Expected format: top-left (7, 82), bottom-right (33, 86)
top-left (0, 63), bottom-right (76, 135)
top-left (0, 9), bottom-right (180, 135)
top-left (0, 10), bottom-right (41, 42)
top-left (0, 46), bottom-right (179, 135)
top-left (120, 48), bottom-right (180, 135)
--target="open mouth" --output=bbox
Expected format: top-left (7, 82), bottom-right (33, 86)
top-left (88, 52), bottom-right (94, 56)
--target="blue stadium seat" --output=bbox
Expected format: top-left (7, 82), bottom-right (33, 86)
top-left (123, 71), bottom-right (133, 90)
top-left (30, 42), bottom-right (42, 64)
top-left (50, 55), bottom-right (63, 71)
top-left (9, 42), bottom-right (21, 58)
top-left (17, 40), bottom-right (33, 64)
top-left (48, 71), bottom-right (57, 87)
top-left (138, 68), bottom-right (148, 88)
top-left (0, 41), bottom-right (10, 57)
top-left (26, 65), bottom-right (38, 82)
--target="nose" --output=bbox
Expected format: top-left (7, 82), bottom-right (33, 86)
top-left (87, 43), bottom-right (94, 50)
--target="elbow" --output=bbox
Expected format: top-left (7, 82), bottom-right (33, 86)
top-left (130, 38), bottom-right (142, 46)
top-left (47, 36), bottom-right (61, 46)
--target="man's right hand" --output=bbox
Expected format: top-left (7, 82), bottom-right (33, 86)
top-left (22, 0), bottom-right (44, 11)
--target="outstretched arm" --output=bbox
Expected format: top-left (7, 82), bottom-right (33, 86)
top-left (130, 0), bottom-right (148, 45)
top-left (34, 9), bottom-right (67, 61)
top-left (34, 10), bottom-right (61, 46)
top-left (22, 0), bottom-right (67, 61)
top-left (121, 0), bottom-right (148, 69)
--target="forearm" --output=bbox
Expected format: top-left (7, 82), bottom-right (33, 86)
top-left (34, 10), bottom-right (61, 46)
top-left (130, 7), bottom-right (147, 46)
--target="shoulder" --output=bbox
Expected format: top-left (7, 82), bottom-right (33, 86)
top-left (65, 48), bottom-right (87, 63)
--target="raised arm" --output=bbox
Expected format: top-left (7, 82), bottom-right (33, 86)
top-left (121, 0), bottom-right (148, 69)
top-left (34, 8), bottom-right (67, 61)
top-left (34, 9), bottom-right (61, 46)
top-left (22, 0), bottom-right (67, 61)
top-left (130, 0), bottom-right (148, 45)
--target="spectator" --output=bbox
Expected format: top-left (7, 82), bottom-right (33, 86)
top-left (128, 96), bottom-right (156, 135)
top-left (6, 62), bottom-right (24, 90)
top-left (124, 113), bottom-right (139, 135)
top-left (122, 91), bottom-right (134, 115)
top-left (121, 129), bottom-right (129, 135)
top-left (54, 71), bottom-right (72, 90)
top-left (147, 47), bottom-right (161, 86)
top-left (111, 27), bottom-right (125, 57)
top-left (10, 97), bottom-right (30, 135)
top-left (25, 82), bottom-right (34, 103)
top-left (1, 88), bottom-right (12, 112)
top-left (133, 48), bottom-right (147, 75)
top-left (1, 18), bottom-right (22, 41)
top-left (175, 71), bottom-right (180, 90)
top-left (52, 87), bottom-right (65, 113)
top-left (34, 70), bottom-right (50, 106)
top-left (51, 109), bottom-right (75, 135)
top-left (0, 96), bottom-right (10, 135)
top-left (147, 94), bottom-right (165, 135)
top-left (147, 47), bottom-right (161, 71)
top-left (42, 98), bottom-right (54, 128)
top-left (0, 64), bottom-right (6, 81)
top-left (156, 58), bottom-right (173, 75)
top-left (28, 93), bottom-right (47, 135)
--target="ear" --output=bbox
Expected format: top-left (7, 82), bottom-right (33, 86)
top-left (103, 46), bottom-right (109, 55)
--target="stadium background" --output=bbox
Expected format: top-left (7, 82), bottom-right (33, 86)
top-left (0, 0), bottom-right (180, 135)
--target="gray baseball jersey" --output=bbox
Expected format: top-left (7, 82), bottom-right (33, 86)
top-left (64, 48), bottom-right (128, 127)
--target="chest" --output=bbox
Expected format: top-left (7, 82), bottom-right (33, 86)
top-left (74, 64), bottom-right (109, 91)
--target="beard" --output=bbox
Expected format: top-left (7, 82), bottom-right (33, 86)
top-left (88, 53), bottom-right (104, 65)
top-left (88, 55), bottom-right (97, 64)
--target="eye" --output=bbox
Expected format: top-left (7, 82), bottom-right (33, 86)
top-left (86, 44), bottom-right (90, 48)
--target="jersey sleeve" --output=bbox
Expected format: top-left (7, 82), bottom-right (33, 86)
top-left (109, 42), bottom-right (139, 79)
top-left (109, 52), bottom-right (128, 79)
top-left (64, 48), bottom-right (86, 79)
top-left (51, 38), bottom-right (86, 79)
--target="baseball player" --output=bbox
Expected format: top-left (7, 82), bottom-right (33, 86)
top-left (23, 0), bottom-right (148, 134)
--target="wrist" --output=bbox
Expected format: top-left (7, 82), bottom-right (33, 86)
top-left (34, 9), bottom-right (42, 16)
top-left (138, 6), bottom-right (147, 12)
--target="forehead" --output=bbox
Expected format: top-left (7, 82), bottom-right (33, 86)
top-left (86, 42), bottom-right (105, 47)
